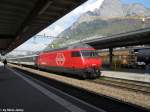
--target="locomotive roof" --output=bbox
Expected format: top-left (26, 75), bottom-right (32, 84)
top-left (8, 54), bottom-right (38, 60)
top-left (43, 43), bottom-right (93, 53)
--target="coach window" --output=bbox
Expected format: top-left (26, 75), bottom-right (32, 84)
top-left (72, 51), bottom-right (81, 57)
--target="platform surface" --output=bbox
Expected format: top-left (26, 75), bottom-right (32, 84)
top-left (102, 70), bottom-right (150, 82)
top-left (0, 62), bottom-right (103, 112)
top-left (0, 64), bottom-right (71, 112)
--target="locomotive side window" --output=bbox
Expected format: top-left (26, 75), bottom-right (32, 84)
top-left (72, 51), bottom-right (81, 57)
top-left (81, 50), bottom-right (98, 58)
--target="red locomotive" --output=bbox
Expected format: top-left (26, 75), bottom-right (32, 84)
top-left (8, 43), bottom-right (102, 78)
top-left (37, 43), bottom-right (102, 78)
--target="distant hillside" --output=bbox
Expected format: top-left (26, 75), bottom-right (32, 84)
top-left (47, 0), bottom-right (150, 48)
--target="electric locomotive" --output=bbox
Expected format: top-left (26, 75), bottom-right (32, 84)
top-left (37, 43), bottom-right (102, 78)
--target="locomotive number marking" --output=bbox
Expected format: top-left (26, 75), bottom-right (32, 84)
top-left (56, 53), bottom-right (65, 66)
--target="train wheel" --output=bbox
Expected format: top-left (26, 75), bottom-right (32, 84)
top-left (94, 69), bottom-right (101, 78)
top-left (81, 74), bottom-right (87, 79)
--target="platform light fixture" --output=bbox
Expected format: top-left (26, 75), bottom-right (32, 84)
top-left (23, 26), bottom-right (29, 33)
top-left (38, 1), bottom-right (52, 15)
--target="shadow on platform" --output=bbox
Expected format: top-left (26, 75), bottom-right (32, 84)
top-left (0, 66), bottom-right (70, 112)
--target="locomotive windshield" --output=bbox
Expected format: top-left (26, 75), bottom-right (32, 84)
top-left (81, 50), bottom-right (98, 58)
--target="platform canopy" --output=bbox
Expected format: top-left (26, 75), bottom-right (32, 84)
top-left (0, 0), bottom-right (86, 55)
top-left (86, 28), bottom-right (150, 49)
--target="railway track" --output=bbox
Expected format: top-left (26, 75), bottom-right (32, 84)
top-left (12, 66), bottom-right (150, 112)
top-left (9, 64), bottom-right (150, 110)
top-left (92, 77), bottom-right (150, 94)
top-left (11, 63), bottom-right (150, 94)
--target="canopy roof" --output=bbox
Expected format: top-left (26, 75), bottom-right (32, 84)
top-left (0, 0), bottom-right (86, 54)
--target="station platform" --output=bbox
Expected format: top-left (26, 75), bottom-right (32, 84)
top-left (102, 70), bottom-right (150, 83)
top-left (0, 63), bottom-right (103, 112)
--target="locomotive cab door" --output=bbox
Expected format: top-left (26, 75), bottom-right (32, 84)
top-left (71, 51), bottom-right (82, 69)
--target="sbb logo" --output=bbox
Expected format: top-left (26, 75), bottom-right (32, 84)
top-left (56, 53), bottom-right (65, 66)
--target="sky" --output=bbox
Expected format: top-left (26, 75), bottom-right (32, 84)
top-left (122, 0), bottom-right (150, 8)
top-left (8, 0), bottom-right (150, 55)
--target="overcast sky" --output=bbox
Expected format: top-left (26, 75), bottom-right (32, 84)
top-left (8, 0), bottom-right (150, 55)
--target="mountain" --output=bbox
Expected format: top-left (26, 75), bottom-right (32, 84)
top-left (124, 3), bottom-right (148, 16)
top-left (52, 0), bottom-right (150, 47)
top-left (94, 0), bottom-right (125, 18)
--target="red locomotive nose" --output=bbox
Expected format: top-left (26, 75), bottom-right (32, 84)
top-left (92, 64), bottom-right (97, 67)
top-left (99, 58), bottom-right (103, 67)
top-left (84, 58), bottom-right (102, 69)
top-left (93, 59), bottom-right (102, 68)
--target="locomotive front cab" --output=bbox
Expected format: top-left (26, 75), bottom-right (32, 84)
top-left (80, 49), bottom-right (102, 78)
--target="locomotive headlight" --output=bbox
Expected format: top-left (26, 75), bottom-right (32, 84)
top-left (92, 64), bottom-right (97, 68)
top-left (92, 64), bottom-right (96, 66)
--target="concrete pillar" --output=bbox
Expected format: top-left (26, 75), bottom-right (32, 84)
top-left (109, 48), bottom-right (113, 68)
